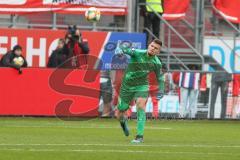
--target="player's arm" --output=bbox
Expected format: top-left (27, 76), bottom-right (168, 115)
top-left (118, 46), bottom-right (146, 57)
top-left (120, 47), bottom-right (135, 56)
top-left (2, 53), bottom-right (19, 69)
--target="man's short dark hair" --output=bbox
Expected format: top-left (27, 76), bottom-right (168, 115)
top-left (152, 39), bottom-right (162, 47)
top-left (13, 45), bottom-right (22, 52)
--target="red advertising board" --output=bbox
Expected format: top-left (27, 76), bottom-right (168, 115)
top-left (0, 68), bottom-right (100, 116)
top-left (0, 28), bottom-right (108, 67)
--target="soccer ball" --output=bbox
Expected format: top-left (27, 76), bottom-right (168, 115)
top-left (13, 57), bottom-right (24, 66)
top-left (85, 7), bottom-right (101, 22)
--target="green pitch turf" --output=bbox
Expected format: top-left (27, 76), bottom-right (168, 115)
top-left (0, 117), bottom-right (239, 160)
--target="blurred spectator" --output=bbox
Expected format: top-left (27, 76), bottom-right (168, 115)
top-left (0, 45), bottom-right (27, 74)
top-left (231, 74), bottom-right (240, 118)
top-left (209, 72), bottom-right (232, 119)
top-left (172, 72), bottom-right (181, 103)
top-left (100, 71), bottom-right (113, 117)
top-left (198, 73), bottom-right (212, 110)
top-left (172, 72), bottom-right (180, 85)
top-left (140, 0), bottom-right (163, 44)
top-left (47, 39), bottom-right (67, 68)
top-left (63, 25), bottom-right (89, 68)
top-left (179, 65), bottom-right (200, 118)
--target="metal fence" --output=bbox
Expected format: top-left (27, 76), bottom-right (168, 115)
top-left (0, 13), bottom-right (127, 31)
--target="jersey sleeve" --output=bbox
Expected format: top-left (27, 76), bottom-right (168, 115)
top-left (121, 47), bottom-right (146, 57)
top-left (121, 47), bottom-right (134, 56)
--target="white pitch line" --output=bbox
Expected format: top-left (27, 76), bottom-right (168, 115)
top-left (0, 148), bottom-right (239, 156)
top-left (0, 143), bottom-right (240, 148)
top-left (0, 125), bottom-right (172, 130)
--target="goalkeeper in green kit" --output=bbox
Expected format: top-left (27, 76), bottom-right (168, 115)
top-left (115, 39), bottom-right (165, 143)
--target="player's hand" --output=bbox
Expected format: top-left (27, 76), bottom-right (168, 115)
top-left (156, 91), bottom-right (164, 100)
top-left (119, 41), bottom-right (131, 50)
top-left (114, 47), bottom-right (124, 57)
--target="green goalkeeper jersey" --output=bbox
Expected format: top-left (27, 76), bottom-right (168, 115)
top-left (120, 47), bottom-right (164, 92)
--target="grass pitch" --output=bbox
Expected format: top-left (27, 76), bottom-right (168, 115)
top-left (0, 117), bottom-right (239, 160)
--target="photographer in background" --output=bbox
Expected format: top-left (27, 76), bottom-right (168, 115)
top-left (47, 39), bottom-right (67, 68)
top-left (63, 25), bottom-right (90, 68)
top-left (0, 45), bottom-right (27, 74)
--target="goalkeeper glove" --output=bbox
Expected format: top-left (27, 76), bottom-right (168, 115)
top-left (115, 47), bottom-right (124, 57)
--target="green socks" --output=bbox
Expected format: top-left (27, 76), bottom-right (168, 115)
top-left (137, 108), bottom-right (146, 136)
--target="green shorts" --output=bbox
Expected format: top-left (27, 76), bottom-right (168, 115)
top-left (117, 85), bottom-right (149, 111)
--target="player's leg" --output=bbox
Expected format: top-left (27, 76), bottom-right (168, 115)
top-left (117, 99), bottom-right (130, 136)
top-left (131, 87), bottom-right (148, 143)
top-left (101, 79), bottom-right (113, 117)
top-left (188, 89), bottom-right (199, 118)
top-left (220, 82), bottom-right (228, 119)
top-left (117, 89), bottom-right (134, 136)
top-left (209, 81), bottom-right (219, 119)
top-left (232, 74), bottom-right (240, 118)
top-left (180, 87), bottom-right (189, 118)
top-left (232, 97), bottom-right (239, 118)
top-left (131, 97), bottom-right (148, 143)
top-left (152, 13), bottom-right (160, 40)
top-left (143, 12), bottom-right (151, 45)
